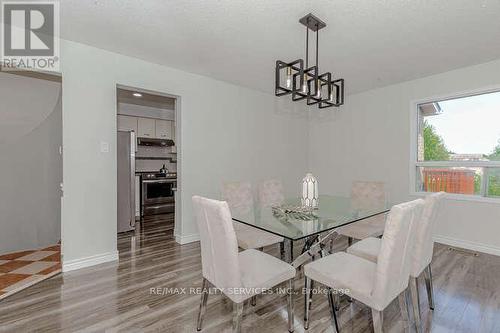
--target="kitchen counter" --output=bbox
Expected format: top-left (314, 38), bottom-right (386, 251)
top-left (135, 156), bottom-right (176, 162)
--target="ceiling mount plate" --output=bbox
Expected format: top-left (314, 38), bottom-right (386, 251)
top-left (299, 13), bottom-right (326, 31)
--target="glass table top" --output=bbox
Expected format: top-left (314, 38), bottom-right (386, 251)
top-left (231, 195), bottom-right (391, 241)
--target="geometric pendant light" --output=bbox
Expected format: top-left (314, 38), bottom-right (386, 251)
top-left (275, 13), bottom-right (344, 108)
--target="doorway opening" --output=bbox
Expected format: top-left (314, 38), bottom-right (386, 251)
top-left (0, 70), bottom-right (62, 300)
top-left (116, 85), bottom-right (180, 246)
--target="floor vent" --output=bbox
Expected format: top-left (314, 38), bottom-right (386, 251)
top-left (447, 246), bottom-right (479, 257)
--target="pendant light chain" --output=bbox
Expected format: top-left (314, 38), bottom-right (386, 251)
top-left (305, 19), bottom-right (309, 69)
top-left (316, 24), bottom-right (319, 72)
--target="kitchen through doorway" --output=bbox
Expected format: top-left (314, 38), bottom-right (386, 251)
top-left (116, 85), bottom-right (179, 243)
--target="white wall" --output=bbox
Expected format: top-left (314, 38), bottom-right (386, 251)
top-left (0, 73), bottom-right (62, 254)
top-left (309, 59), bottom-right (500, 255)
top-left (60, 38), bottom-right (500, 271)
top-left (60, 40), bottom-right (309, 269)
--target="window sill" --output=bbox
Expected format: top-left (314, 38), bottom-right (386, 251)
top-left (411, 191), bottom-right (500, 204)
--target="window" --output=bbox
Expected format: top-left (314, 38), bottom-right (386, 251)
top-left (415, 90), bottom-right (500, 199)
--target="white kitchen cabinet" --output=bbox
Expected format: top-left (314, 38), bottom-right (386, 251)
top-left (155, 120), bottom-right (173, 139)
top-left (117, 115), bottom-right (138, 132)
top-left (137, 117), bottom-right (155, 138)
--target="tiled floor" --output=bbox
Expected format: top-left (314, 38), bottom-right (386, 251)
top-left (0, 244), bottom-right (61, 300)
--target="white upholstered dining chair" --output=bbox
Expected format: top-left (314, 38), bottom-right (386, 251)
top-left (257, 179), bottom-right (285, 208)
top-left (222, 181), bottom-right (284, 250)
top-left (336, 181), bottom-right (387, 246)
top-left (304, 199), bottom-right (424, 333)
top-left (192, 196), bottom-right (296, 333)
top-left (346, 192), bottom-right (445, 332)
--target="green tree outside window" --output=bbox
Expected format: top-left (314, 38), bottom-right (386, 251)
top-left (423, 120), bottom-right (450, 161)
top-left (487, 140), bottom-right (500, 196)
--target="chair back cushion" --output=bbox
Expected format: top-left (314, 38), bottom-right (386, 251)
top-left (351, 181), bottom-right (386, 211)
top-left (192, 196), bottom-right (242, 291)
top-left (411, 192), bottom-right (445, 276)
top-left (258, 179), bottom-right (285, 208)
top-left (222, 181), bottom-right (255, 220)
top-left (350, 181), bottom-right (387, 232)
top-left (372, 199), bottom-right (424, 309)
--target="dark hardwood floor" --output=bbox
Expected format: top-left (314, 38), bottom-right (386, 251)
top-left (0, 214), bottom-right (499, 332)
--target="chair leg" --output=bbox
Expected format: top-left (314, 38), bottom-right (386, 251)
top-left (398, 289), bottom-right (410, 328)
top-left (197, 278), bottom-right (209, 331)
top-left (333, 292), bottom-right (340, 311)
top-left (303, 273), bottom-right (314, 312)
top-left (250, 247), bottom-right (265, 307)
top-left (284, 238), bottom-right (293, 263)
top-left (232, 302), bottom-right (244, 333)
top-left (287, 278), bottom-right (295, 332)
top-left (424, 264), bottom-right (435, 310)
top-left (324, 244), bottom-right (340, 311)
top-left (327, 288), bottom-right (340, 333)
top-left (347, 237), bottom-right (353, 246)
top-left (409, 277), bottom-right (422, 333)
top-left (309, 271), bottom-right (315, 310)
top-left (371, 309), bottom-right (383, 333)
top-left (304, 277), bottom-right (311, 330)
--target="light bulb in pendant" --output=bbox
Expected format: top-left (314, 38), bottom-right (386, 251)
top-left (302, 74), bottom-right (308, 93)
top-left (285, 67), bottom-right (292, 89)
top-left (329, 83), bottom-right (335, 102)
top-left (316, 80), bottom-right (321, 98)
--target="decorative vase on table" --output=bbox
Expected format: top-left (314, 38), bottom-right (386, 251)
top-left (301, 173), bottom-right (319, 209)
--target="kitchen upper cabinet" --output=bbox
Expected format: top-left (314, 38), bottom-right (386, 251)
top-left (121, 116), bottom-right (175, 140)
top-left (117, 115), bottom-right (137, 132)
top-left (155, 120), bottom-right (173, 140)
top-left (137, 118), bottom-right (155, 138)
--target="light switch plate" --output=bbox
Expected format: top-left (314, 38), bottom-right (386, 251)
top-left (100, 141), bottom-right (110, 153)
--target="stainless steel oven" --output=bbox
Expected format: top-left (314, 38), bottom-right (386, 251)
top-left (141, 173), bottom-right (176, 216)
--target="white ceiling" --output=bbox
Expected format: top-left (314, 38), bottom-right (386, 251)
top-left (60, 0), bottom-right (500, 95)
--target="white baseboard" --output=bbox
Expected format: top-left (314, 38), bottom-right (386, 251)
top-left (434, 235), bottom-right (500, 257)
top-left (175, 233), bottom-right (200, 245)
top-left (62, 251), bottom-right (119, 272)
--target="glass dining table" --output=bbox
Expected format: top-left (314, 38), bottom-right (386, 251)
top-left (232, 195), bottom-right (391, 264)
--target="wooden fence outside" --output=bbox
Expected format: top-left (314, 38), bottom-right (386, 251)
top-left (422, 168), bottom-right (476, 194)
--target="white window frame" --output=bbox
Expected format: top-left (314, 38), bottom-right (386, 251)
top-left (410, 87), bottom-right (500, 203)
